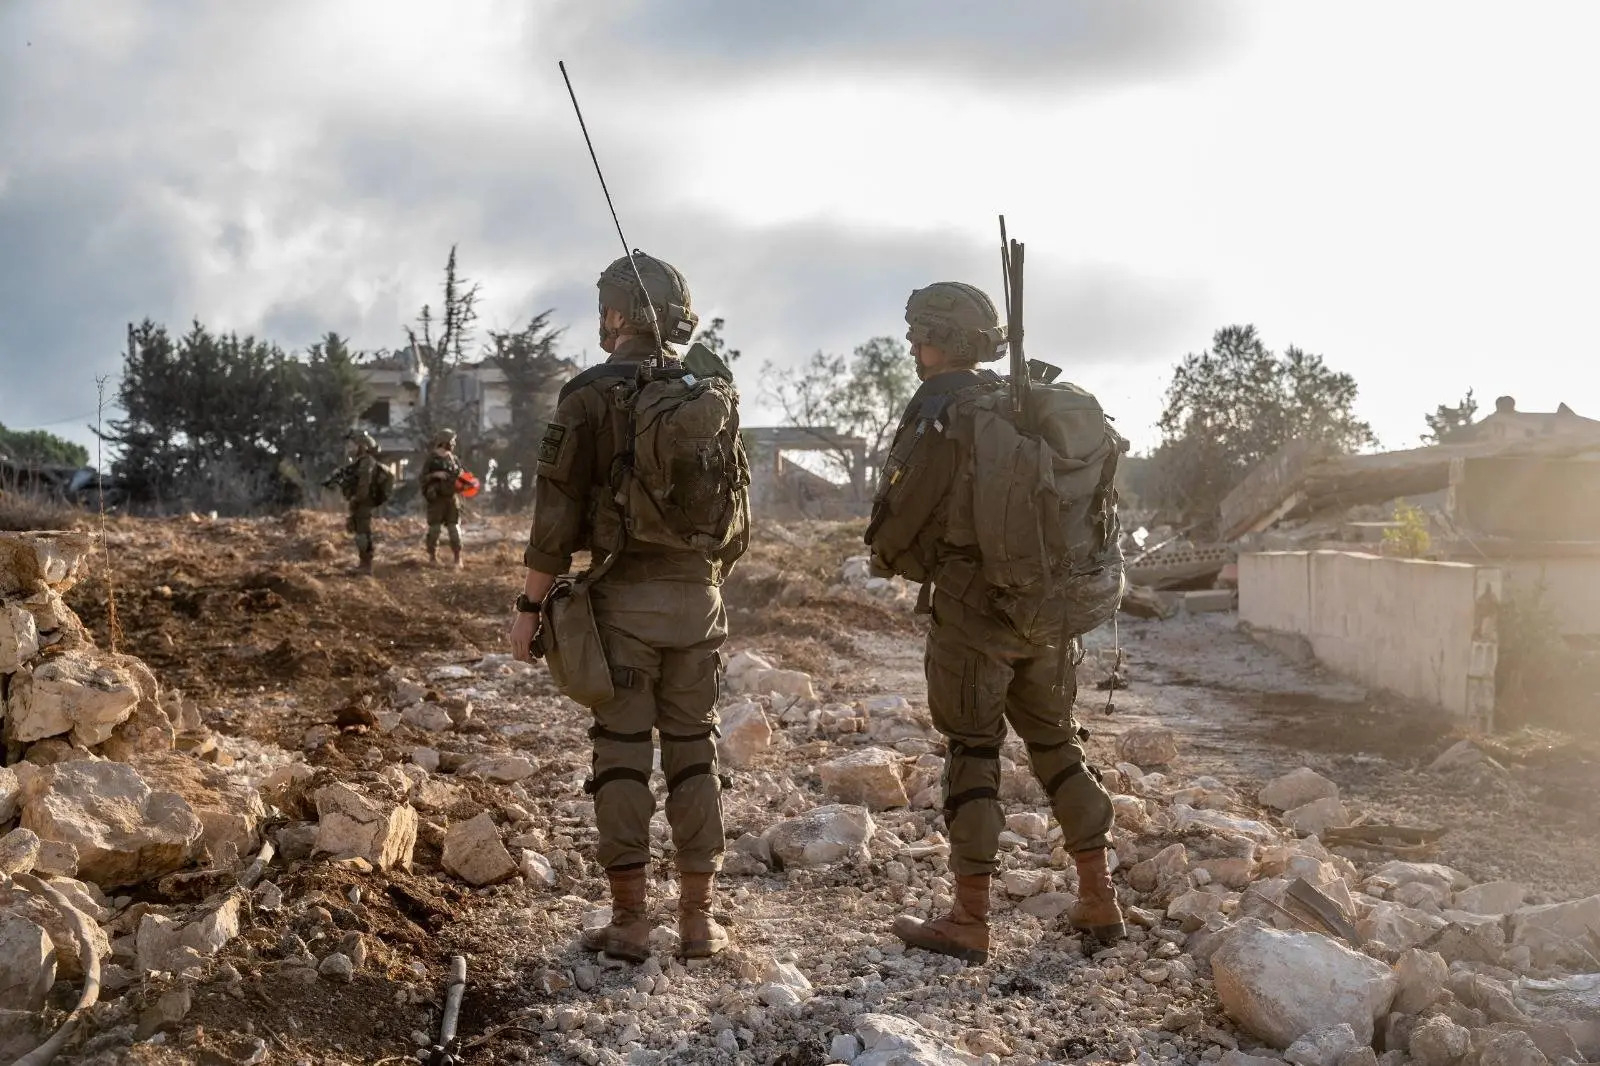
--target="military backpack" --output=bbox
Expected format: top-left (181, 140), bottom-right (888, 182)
top-left (942, 375), bottom-right (1127, 643)
top-left (549, 342), bottom-right (751, 565)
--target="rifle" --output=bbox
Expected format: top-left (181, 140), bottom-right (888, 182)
top-left (558, 61), bottom-right (666, 364)
top-left (999, 215), bottom-right (1028, 420)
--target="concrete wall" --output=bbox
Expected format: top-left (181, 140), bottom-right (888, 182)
top-left (1240, 551), bottom-right (1500, 727)
top-left (1498, 557), bottom-right (1600, 638)
top-left (1449, 456), bottom-right (1600, 540)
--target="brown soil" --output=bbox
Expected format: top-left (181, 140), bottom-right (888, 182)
top-left (39, 511), bottom-right (1600, 1064)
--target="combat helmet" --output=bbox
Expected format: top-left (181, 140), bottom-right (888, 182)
top-left (904, 282), bottom-right (1007, 364)
top-left (432, 428), bottom-right (457, 449)
top-left (346, 429), bottom-right (378, 455)
top-left (597, 250), bottom-right (698, 346)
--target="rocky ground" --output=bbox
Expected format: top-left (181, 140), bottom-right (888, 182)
top-left (3, 512), bottom-right (1600, 1066)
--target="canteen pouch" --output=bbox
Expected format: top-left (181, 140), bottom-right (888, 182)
top-left (542, 578), bottom-right (615, 706)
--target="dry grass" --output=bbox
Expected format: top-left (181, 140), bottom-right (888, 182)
top-left (0, 490), bottom-right (87, 532)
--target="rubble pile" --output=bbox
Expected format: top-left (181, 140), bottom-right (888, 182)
top-left (7, 524), bottom-right (1600, 1065)
top-left (838, 554), bottom-right (920, 607)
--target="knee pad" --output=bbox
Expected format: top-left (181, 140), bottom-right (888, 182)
top-left (660, 728), bottom-right (732, 794)
top-left (584, 724), bottom-right (655, 796)
top-left (942, 740), bottom-right (1002, 820)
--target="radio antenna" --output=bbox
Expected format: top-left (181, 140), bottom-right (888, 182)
top-left (558, 60), bottom-right (663, 352)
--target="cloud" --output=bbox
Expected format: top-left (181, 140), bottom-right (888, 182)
top-left (0, 0), bottom-right (1229, 454)
top-left (599, 0), bottom-right (1240, 87)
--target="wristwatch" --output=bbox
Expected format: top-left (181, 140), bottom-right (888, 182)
top-left (514, 593), bottom-right (542, 614)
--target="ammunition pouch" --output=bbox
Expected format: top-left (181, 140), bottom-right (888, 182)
top-left (542, 577), bottom-right (615, 706)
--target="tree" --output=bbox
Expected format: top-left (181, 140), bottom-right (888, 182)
top-left (1151, 325), bottom-right (1376, 528)
top-left (1422, 388), bottom-right (1478, 445)
top-left (280, 332), bottom-right (371, 496)
top-left (406, 246), bottom-right (483, 461)
top-left (694, 317), bottom-right (741, 363)
top-left (101, 319), bottom-right (343, 512)
top-left (486, 311), bottom-right (569, 508)
top-left (0, 423), bottom-right (89, 467)
top-left (764, 336), bottom-right (917, 495)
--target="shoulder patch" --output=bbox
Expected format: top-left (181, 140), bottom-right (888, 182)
top-left (538, 423), bottom-right (568, 466)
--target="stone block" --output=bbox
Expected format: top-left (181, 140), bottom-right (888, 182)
top-left (1184, 589), bottom-right (1238, 614)
top-left (1212, 919), bottom-right (1397, 1047)
top-left (4, 649), bottom-right (140, 746)
top-left (441, 812), bottom-right (517, 887)
top-left (817, 747), bottom-right (908, 810)
top-left (21, 759), bottom-right (203, 887)
top-left (312, 783), bottom-right (416, 871)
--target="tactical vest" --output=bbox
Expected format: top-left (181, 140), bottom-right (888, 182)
top-left (342, 456), bottom-right (392, 508)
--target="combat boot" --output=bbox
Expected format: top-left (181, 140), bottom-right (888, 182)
top-left (452, 548), bottom-right (463, 570)
top-left (580, 866), bottom-right (653, 963)
top-left (892, 873), bottom-right (990, 964)
top-left (1070, 847), bottom-right (1126, 942)
top-left (677, 872), bottom-right (729, 959)
top-left (427, 545), bottom-right (437, 566)
top-left (357, 551), bottom-right (374, 576)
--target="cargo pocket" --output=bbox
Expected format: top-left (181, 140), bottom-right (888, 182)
top-left (926, 649), bottom-right (982, 737)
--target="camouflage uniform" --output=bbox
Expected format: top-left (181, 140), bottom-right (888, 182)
top-left (864, 282), bottom-right (1124, 962)
top-left (529, 332), bottom-right (731, 878)
top-left (869, 370), bottom-right (1114, 874)
top-left (420, 450), bottom-right (463, 558)
top-left (331, 433), bottom-right (384, 574)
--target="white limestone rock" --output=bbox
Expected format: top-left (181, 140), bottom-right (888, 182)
top-left (1408, 1015), bottom-right (1470, 1066)
top-left (134, 752), bottom-right (265, 860)
top-left (0, 602), bottom-right (40, 673)
top-left (0, 827), bottom-right (41, 876)
top-left (4, 650), bottom-right (139, 746)
top-left (1211, 919), bottom-right (1398, 1047)
top-left (1283, 797), bottom-right (1350, 837)
top-left (0, 765), bottom-right (20, 823)
top-left (312, 782), bottom-right (417, 871)
top-left (458, 754), bottom-right (536, 783)
top-left (725, 650), bottom-right (816, 701)
top-left (1260, 768), bottom-right (1340, 812)
top-left (1455, 881), bottom-right (1529, 917)
top-left (1511, 894), bottom-right (1600, 969)
top-left (20, 759), bottom-right (203, 887)
top-left (0, 915), bottom-right (55, 1012)
top-left (1116, 726), bottom-right (1180, 767)
top-left (854, 1013), bottom-right (980, 1066)
top-left (764, 804), bottom-right (875, 869)
top-left (1285, 1024), bottom-right (1360, 1066)
top-left (817, 747), bottom-right (908, 810)
top-left (717, 701), bottom-right (773, 770)
top-left (1392, 948), bottom-right (1449, 1014)
top-left (441, 812), bottom-right (518, 887)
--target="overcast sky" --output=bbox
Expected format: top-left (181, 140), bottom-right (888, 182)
top-left (3, 0), bottom-right (1597, 459)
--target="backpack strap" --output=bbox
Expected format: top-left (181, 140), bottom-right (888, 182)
top-left (551, 363), bottom-right (643, 585)
top-left (558, 362), bottom-right (639, 404)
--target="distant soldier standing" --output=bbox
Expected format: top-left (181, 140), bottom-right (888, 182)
top-left (508, 251), bottom-right (750, 963)
top-left (326, 430), bottom-right (392, 576)
top-left (420, 428), bottom-right (465, 568)
top-left (865, 282), bottom-right (1129, 963)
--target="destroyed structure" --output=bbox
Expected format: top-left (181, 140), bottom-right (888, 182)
top-left (1200, 398), bottom-right (1600, 729)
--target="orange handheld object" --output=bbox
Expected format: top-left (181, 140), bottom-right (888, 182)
top-left (456, 472), bottom-right (480, 498)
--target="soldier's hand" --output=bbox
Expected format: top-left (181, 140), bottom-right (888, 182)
top-left (509, 610), bottom-right (542, 664)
